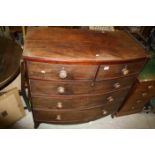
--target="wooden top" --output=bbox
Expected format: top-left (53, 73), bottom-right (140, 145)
top-left (0, 37), bottom-right (22, 89)
top-left (23, 27), bottom-right (148, 63)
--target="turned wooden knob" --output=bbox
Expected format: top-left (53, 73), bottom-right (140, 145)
top-left (59, 69), bottom-right (67, 79)
top-left (57, 86), bottom-right (65, 94)
top-left (56, 114), bottom-right (61, 120)
top-left (102, 110), bottom-right (108, 115)
top-left (142, 92), bottom-right (147, 97)
top-left (148, 85), bottom-right (153, 89)
top-left (41, 70), bottom-right (46, 74)
top-left (107, 96), bottom-right (114, 102)
top-left (57, 102), bottom-right (63, 108)
top-left (113, 82), bottom-right (120, 89)
top-left (122, 67), bottom-right (129, 75)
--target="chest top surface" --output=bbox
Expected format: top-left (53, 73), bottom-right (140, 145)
top-left (23, 27), bottom-right (148, 63)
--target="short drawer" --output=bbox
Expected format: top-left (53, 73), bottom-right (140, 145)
top-left (33, 105), bottom-right (112, 124)
top-left (32, 88), bottom-right (129, 110)
top-left (27, 61), bottom-right (98, 80)
top-left (97, 61), bottom-right (145, 80)
top-left (30, 75), bottom-right (136, 96)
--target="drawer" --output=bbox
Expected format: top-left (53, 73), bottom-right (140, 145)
top-left (30, 75), bottom-right (136, 96)
top-left (116, 108), bottom-right (142, 116)
top-left (117, 81), bottom-right (155, 116)
top-left (27, 61), bottom-right (145, 81)
top-left (27, 61), bottom-right (98, 80)
top-left (32, 88), bottom-right (129, 110)
top-left (33, 105), bottom-right (112, 124)
top-left (97, 61), bottom-right (145, 80)
top-left (135, 81), bottom-right (155, 97)
top-left (118, 92), bottom-right (150, 112)
top-left (120, 98), bottom-right (147, 112)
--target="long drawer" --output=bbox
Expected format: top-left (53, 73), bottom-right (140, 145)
top-left (33, 105), bottom-right (113, 124)
top-left (32, 88), bottom-right (129, 110)
top-left (30, 75), bottom-right (136, 96)
top-left (27, 60), bottom-right (145, 81)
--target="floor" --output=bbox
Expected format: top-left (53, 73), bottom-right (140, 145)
top-left (2, 74), bottom-right (155, 129)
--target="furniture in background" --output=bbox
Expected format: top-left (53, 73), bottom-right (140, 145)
top-left (0, 35), bottom-right (31, 111)
top-left (0, 88), bottom-right (25, 128)
top-left (117, 51), bottom-right (155, 116)
top-left (0, 36), bottom-right (22, 90)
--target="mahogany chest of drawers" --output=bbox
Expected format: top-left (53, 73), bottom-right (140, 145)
top-left (117, 52), bottom-right (155, 116)
top-left (23, 27), bottom-right (148, 128)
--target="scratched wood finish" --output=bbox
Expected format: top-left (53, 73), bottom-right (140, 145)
top-left (23, 27), bottom-right (148, 63)
top-left (32, 88), bottom-right (129, 110)
top-left (30, 75), bottom-right (136, 96)
top-left (117, 80), bottom-right (155, 116)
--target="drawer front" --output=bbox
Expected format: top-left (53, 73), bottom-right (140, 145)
top-left (33, 105), bottom-right (112, 123)
top-left (117, 81), bottom-right (155, 114)
top-left (27, 61), bottom-right (98, 80)
top-left (30, 75), bottom-right (136, 96)
top-left (27, 61), bottom-right (145, 81)
top-left (32, 88), bottom-right (129, 110)
top-left (119, 97), bottom-right (148, 112)
top-left (116, 108), bottom-right (142, 116)
top-left (134, 81), bottom-right (155, 97)
top-left (97, 61), bottom-right (145, 80)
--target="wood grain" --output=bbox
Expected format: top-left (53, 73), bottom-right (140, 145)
top-left (23, 27), bottom-right (148, 63)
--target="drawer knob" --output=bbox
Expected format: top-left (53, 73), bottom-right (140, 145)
top-left (104, 66), bottom-right (109, 70)
top-left (131, 106), bottom-right (135, 109)
top-left (122, 67), bottom-right (129, 75)
top-left (142, 92), bottom-right (147, 97)
top-left (107, 96), bottom-right (114, 102)
top-left (148, 85), bottom-right (153, 89)
top-left (113, 82), bottom-right (120, 89)
top-left (57, 86), bottom-right (65, 94)
top-left (56, 114), bottom-right (61, 120)
top-left (102, 110), bottom-right (108, 115)
top-left (59, 69), bottom-right (67, 79)
top-left (57, 102), bottom-right (63, 108)
top-left (41, 70), bottom-right (46, 74)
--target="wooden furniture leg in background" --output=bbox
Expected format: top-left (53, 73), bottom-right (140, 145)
top-left (21, 61), bottom-right (31, 111)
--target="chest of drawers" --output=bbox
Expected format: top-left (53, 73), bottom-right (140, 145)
top-left (117, 52), bottom-right (155, 116)
top-left (23, 27), bottom-right (148, 128)
top-left (116, 80), bottom-right (155, 116)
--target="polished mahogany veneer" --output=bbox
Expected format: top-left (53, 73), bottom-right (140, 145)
top-left (23, 27), bottom-right (148, 128)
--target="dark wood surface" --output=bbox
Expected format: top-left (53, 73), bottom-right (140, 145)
top-left (23, 27), bottom-right (148, 63)
top-left (32, 88), bottom-right (130, 110)
top-left (23, 27), bottom-right (149, 127)
top-left (27, 60), bottom-right (145, 81)
top-left (0, 37), bottom-right (22, 89)
top-left (33, 105), bottom-right (114, 124)
top-left (29, 75), bottom-right (136, 96)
